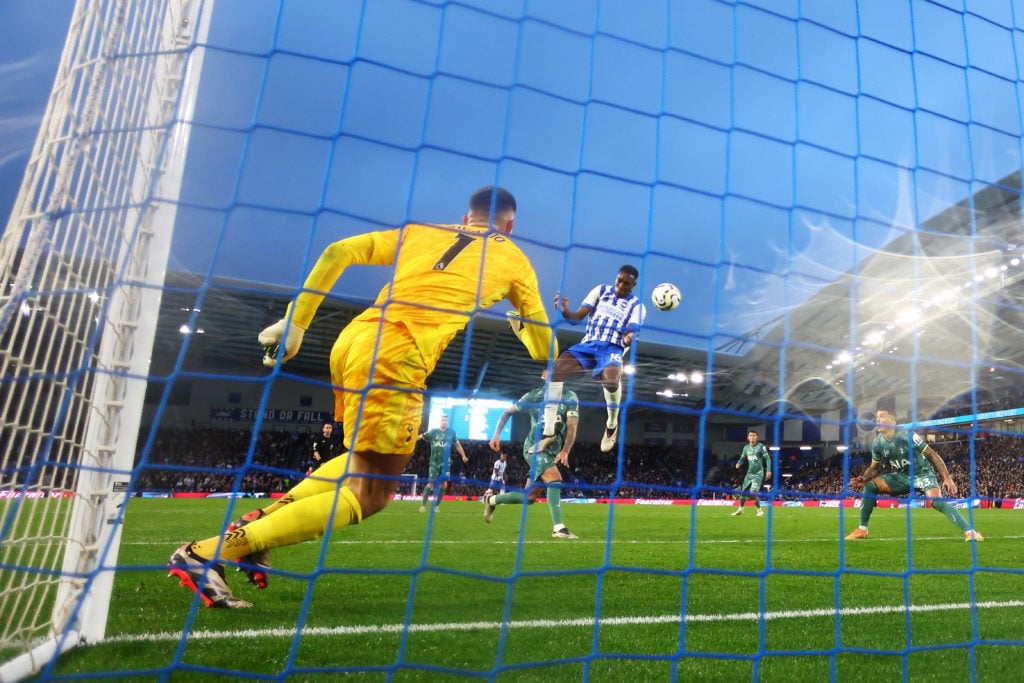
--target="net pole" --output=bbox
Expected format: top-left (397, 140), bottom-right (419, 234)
top-left (54, 0), bottom-right (215, 648)
top-left (0, 1), bottom-right (214, 680)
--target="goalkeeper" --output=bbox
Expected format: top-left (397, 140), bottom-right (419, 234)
top-left (169, 186), bottom-right (556, 608)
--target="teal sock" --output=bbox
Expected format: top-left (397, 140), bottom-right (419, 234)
top-left (932, 499), bottom-right (971, 532)
top-left (421, 486), bottom-right (431, 506)
top-left (860, 481), bottom-right (878, 527)
top-left (547, 485), bottom-right (562, 526)
top-left (495, 492), bottom-right (526, 505)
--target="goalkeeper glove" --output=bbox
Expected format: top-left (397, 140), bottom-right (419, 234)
top-left (258, 319), bottom-right (306, 368)
top-left (506, 310), bottom-right (525, 340)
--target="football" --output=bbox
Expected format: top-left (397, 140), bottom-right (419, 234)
top-left (651, 282), bottom-right (681, 311)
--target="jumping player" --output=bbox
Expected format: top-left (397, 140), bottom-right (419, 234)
top-left (543, 265), bottom-right (644, 452)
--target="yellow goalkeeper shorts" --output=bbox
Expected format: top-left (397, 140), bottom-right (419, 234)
top-left (330, 319), bottom-right (425, 455)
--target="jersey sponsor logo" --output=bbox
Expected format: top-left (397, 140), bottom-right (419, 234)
top-left (595, 300), bottom-right (628, 322)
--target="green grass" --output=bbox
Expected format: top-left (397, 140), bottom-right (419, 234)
top-left (31, 499), bottom-right (1024, 681)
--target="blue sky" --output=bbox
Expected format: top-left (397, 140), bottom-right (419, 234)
top-left (2, 0), bottom-right (1023, 352)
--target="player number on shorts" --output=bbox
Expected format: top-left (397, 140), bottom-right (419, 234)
top-left (433, 233), bottom-right (476, 271)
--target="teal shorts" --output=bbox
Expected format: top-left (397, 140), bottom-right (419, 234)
top-left (741, 475), bottom-right (764, 494)
top-left (523, 450), bottom-right (555, 481)
top-left (880, 471), bottom-right (939, 495)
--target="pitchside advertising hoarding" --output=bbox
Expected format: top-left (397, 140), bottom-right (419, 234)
top-left (5, 488), bottom-right (1020, 508)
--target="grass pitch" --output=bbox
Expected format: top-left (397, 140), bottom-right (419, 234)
top-left (36, 498), bottom-right (1024, 681)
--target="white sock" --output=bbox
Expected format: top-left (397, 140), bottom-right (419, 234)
top-left (603, 384), bottom-right (621, 429)
top-left (543, 381), bottom-right (564, 436)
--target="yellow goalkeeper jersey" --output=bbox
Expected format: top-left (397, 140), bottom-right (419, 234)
top-left (288, 222), bottom-right (555, 370)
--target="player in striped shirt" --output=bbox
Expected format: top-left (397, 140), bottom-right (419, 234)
top-left (484, 452), bottom-right (508, 497)
top-left (543, 265), bottom-right (645, 452)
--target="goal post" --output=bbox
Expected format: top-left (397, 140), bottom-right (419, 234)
top-left (0, 1), bottom-right (213, 680)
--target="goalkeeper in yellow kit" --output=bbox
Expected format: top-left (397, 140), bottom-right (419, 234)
top-left (169, 186), bottom-right (556, 607)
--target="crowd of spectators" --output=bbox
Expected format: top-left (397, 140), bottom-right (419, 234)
top-left (134, 425), bottom-right (1024, 503)
top-left (134, 426), bottom-right (308, 494)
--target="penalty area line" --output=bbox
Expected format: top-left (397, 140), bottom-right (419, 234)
top-left (104, 599), bottom-right (1024, 645)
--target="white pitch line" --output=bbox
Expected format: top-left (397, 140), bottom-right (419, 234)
top-left (102, 599), bottom-right (1024, 645)
top-left (125, 533), bottom-right (1024, 548)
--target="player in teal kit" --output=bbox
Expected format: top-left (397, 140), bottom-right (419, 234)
top-left (845, 410), bottom-right (983, 541)
top-left (418, 414), bottom-right (468, 512)
top-left (485, 378), bottom-right (579, 538)
top-left (732, 430), bottom-right (771, 517)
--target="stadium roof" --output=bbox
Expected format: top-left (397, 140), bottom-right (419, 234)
top-left (154, 173), bottom-right (1024, 425)
top-left (721, 172), bottom-right (1024, 419)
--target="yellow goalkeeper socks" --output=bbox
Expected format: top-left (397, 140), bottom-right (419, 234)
top-left (247, 485), bottom-right (363, 548)
top-left (194, 486), bottom-right (363, 562)
top-left (239, 453), bottom-right (351, 520)
top-left (192, 454), bottom-right (360, 562)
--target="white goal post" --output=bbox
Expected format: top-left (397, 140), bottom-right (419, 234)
top-left (0, 1), bottom-right (213, 680)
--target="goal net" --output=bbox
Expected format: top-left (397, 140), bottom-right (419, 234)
top-left (2, 0), bottom-right (1022, 680)
top-left (0, 0), bottom-right (210, 679)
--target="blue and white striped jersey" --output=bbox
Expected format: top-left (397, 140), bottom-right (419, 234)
top-left (491, 458), bottom-right (507, 482)
top-left (578, 284), bottom-right (646, 347)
